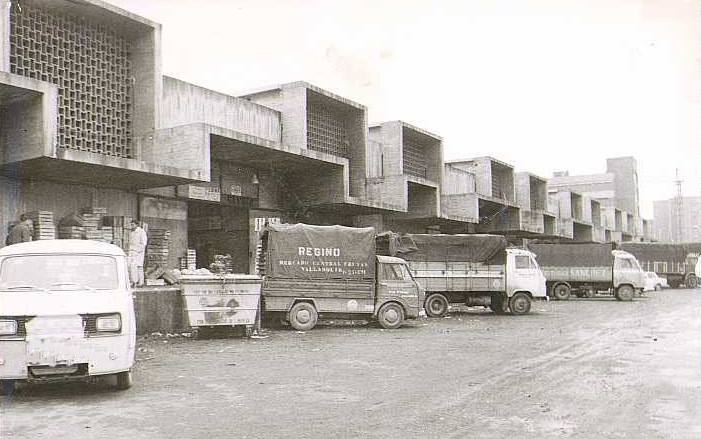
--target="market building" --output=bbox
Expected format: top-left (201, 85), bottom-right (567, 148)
top-left (0, 0), bottom-right (655, 287)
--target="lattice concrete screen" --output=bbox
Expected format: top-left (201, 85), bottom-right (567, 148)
top-left (307, 102), bottom-right (350, 158)
top-left (403, 137), bottom-right (428, 179)
top-left (10, 5), bottom-right (133, 158)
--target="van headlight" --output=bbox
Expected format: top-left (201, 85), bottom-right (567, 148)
top-left (96, 314), bottom-right (121, 332)
top-left (0, 320), bottom-right (17, 336)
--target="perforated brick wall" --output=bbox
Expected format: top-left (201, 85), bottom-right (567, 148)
top-left (307, 102), bottom-right (349, 158)
top-left (403, 136), bottom-right (428, 179)
top-left (9, 5), bottom-right (133, 158)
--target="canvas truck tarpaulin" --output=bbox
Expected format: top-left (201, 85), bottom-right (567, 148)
top-left (528, 243), bottom-right (615, 267)
top-left (263, 223), bottom-right (376, 280)
top-left (394, 234), bottom-right (508, 263)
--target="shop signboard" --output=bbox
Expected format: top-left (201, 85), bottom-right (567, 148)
top-left (188, 185), bottom-right (221, 202)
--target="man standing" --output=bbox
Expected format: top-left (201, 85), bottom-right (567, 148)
top-left (5, 214), bottom-right (33, 246)
top-left (128, 220), bottom-right (148, 287)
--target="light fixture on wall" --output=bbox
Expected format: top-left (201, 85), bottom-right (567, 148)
top-left (251, 173), bottom-right (260, 185)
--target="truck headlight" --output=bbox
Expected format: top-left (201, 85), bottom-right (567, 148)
top-left (96, 314), bottom-right (121, 332)
top-left (0, 320), bottom-right (17, 336)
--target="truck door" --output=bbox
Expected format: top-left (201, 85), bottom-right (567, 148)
top-left (509, 253), bottom-right (543, 298)
top-left (613, 256), bottom-right (644, 289)
top-left (377, 262), bottom-right (420, 310)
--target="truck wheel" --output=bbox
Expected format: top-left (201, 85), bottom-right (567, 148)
top-left (115, 371), bottom-right (133, 390)
top-left (615, 285), bottom-right (635, 302)
top-left (425, 294), bottom-right (449, 318)
top-left (585, 288), bottom-right (595, 299)
top-left (509, 292), bottom-right (532, 315)
top-left (552, 284), bottom-right (571, 300)
top-left (289, 302), bottom-right (318, 331)
top-left (687, 275), bottom-right (698, 289)
top-left (489, 293), bottom-right (508, 315)
top-left (377, 302), bottom-right (404, 329)
top-left (0, 380), bottom-right (15, 396)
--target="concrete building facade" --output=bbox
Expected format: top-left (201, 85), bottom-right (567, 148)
top-left (0, 1), bottom-right (656, 276)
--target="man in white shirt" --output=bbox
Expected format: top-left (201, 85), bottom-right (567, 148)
top-left (128, 220), bottom-right (148, 287)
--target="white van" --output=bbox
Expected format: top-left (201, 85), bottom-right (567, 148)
top-left (0, 240), bottom-right (135, 392)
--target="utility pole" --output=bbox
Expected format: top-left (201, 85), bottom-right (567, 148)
top-left (673, 168), bottom-right (684, 242)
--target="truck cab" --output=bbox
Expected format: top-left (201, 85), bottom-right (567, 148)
top-left (374, 256), bottom-right (424, 328)
top-left (612, 250), bottom-right (645, 299)
top-left (507, 248), bottom-right (547, 302)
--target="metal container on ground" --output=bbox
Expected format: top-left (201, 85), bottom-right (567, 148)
top-left (180, 274), bottom-right (262, 336)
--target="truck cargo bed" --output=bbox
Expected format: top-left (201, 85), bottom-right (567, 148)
top-left (408, 261), bottom-right (506, 292)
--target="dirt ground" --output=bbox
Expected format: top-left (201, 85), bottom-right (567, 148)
top-left (2, 289), bottom-right (700, 439)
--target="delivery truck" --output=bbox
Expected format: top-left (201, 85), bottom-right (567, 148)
top-left (619, 243), bottom-right (698, 289)
top-left (528, 243), bottom-right (645, 301)
top-left (380, 234), bottom-right (547, 316)
top-left (259, 223), bottom-right (423, 330)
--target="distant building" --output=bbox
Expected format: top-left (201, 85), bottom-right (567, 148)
top-left (653, 197), bottom-right (701, 243)
top-left (548, 157), bottom-right (647, 241)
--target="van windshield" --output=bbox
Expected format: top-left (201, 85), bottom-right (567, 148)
top-left (0, 255), bottom-right (119, 291)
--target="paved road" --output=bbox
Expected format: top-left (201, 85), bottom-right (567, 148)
top-left (2, 289), bottom-right (700, 438)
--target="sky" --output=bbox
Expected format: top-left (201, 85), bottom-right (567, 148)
top-left (105, 0), bottom-right (701, 218)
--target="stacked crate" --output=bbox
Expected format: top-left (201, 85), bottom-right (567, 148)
top-left (146, 229), bottom-right (170, 268)
top-left (179, 249), bottom-right (197, 271)
top-left (25, 211), bottom-right (56, 240)
top-left (58, 226), bottom-right (84, 239)
top-left (103, 216), bottom-right (131, 251)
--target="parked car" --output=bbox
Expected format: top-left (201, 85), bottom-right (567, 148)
top-left (644, 271), bottom-right (668, 291)
top-left (0, 240), bottom-right (136, 394)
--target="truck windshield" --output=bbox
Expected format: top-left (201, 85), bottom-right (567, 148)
top-left (0, 255), bottom-right (119, 291)
top-left (382, 263), bottom-right (413, 281)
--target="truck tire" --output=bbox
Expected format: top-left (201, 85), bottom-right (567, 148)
top-left (509, 292), bottom-right (531, 315)
top-left (615, 285), bottom-right (635, 302)
top-left (489, 293), bottom-right (508, 315)
top-left (552, 284), bottom-right (571, 301)
top-left (289, 302), bottom-right (318, 331)
top-left (115, 371), bottom-right (133, 391)
top-left (585, 288), bottom-right (595, 299)
top-left (0, 380), bottom-right (15, 396)
top-left (686, 275), bottom-right (698, 289)
top-left (377, 302), bottom-right (404, 329)
top-left (425, 294), bottom-right (449, 318)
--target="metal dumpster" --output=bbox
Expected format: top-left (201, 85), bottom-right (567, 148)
top-left (180, 274), bottom-right (262, 334)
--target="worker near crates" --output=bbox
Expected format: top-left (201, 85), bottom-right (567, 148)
top-left (5, 214), bottom-right (33, 246)
top-left (128, 220), bottom-right (148, 287)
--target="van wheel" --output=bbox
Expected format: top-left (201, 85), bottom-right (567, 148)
top-left (377, 302), bottom-right (404, 329)
top-left (509, 292), bottom-right (532, 315)
top-left (552, 284), bottom-right (571, 300)
top-left (115, 371), bottom-right (133, 390)
top-left (289, 302), bottom-right (318, 331)
top-left (425, 294), bottom-right (449, 318)
top-left (654, 284), bottom-right (662, 291)
top-left (615, 285), bottom-right (635, 302)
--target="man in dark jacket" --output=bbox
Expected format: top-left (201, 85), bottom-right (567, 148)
top-left (5, 215), bottom-right (33, 245)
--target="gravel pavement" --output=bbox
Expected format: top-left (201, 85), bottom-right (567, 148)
top-left (2, 289), bottom-right (700, 438)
